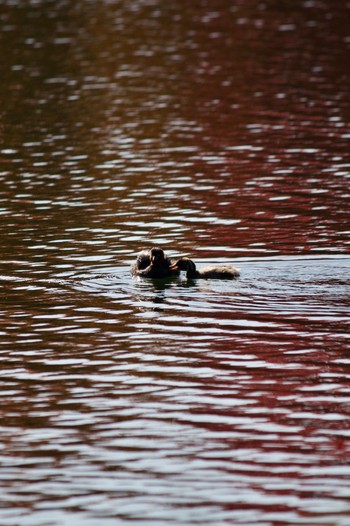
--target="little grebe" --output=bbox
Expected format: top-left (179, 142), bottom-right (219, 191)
top-left (170, 257), bottom-right (240, 279)
top-left (131, 247), bottom-right (180, 279)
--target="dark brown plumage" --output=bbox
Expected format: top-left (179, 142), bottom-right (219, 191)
top-left (170, 257), bottom-right (240, 279)
top-left (131, 247), bottom-right (180, 279)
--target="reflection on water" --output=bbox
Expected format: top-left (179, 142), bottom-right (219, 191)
top-left (2, 257), bottom-right (349, 525)
top-left (0, 0), bottom-right (350, 524)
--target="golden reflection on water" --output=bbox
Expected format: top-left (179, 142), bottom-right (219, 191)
top-left (0, 0), bottom-right (350, 525)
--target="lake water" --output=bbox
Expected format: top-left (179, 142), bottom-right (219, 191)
top-left (0, 1), bottom-right (350, 525)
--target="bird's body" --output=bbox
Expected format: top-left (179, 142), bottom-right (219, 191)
top-left (170, 257), bottom-right (240, 279)
top-left (131, 247), bottom-right (179, 279)
top-left (131, 250), bottom-right (151, 274)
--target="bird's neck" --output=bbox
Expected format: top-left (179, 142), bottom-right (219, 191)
top-left (186, 260), bottom-right (197, 278)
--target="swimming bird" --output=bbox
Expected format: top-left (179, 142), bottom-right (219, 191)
top-left (131, 247), bottom-right (180, 279)
top-left (169, 257), bottom-right (240, 279)
top-left (131, 249), bottom-right (151, 273)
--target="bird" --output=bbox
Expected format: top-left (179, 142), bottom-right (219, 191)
top-left (131, 249), bottom-right (151, 273)
top-left (169, 257), bottom-right (240, 279)
top-left (131, 247), bottom-right (180, 279)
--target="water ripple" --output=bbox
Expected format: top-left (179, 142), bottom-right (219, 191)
top-left (1, 0), bottom-right (350, 523)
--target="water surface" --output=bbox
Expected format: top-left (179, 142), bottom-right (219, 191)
top-left (0, 0), bottom-right (350, 524)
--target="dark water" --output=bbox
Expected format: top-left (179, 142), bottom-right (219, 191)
top-left (1, 1), bottom-right (350, 524)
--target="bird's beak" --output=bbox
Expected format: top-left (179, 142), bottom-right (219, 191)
top-left (169, 263), bottom-right (179, 270)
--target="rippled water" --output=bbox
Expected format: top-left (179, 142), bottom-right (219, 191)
top-left (1, 0), bottom-right (350, 525)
